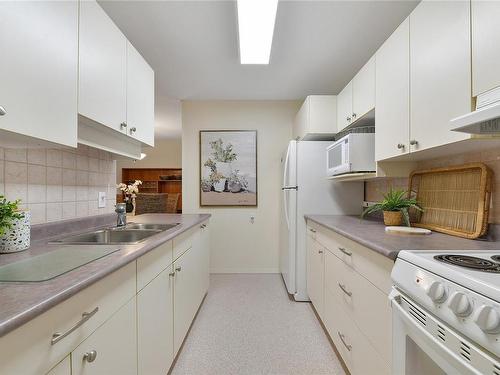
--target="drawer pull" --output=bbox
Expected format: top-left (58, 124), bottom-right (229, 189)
top-left (338, 283), bottom-right (352, 297)
top-left (338, 247), bottom-right (352, 256)
top-left (318, 250), bottom-right (324, 254)
top-left (51, 307), bottom-right (99, 345)
top-left (175, 266), bottom-right (182, 272)
top-left (83, 350), bottom-right (98, 363)
top-left (169, 272), bottom-right (175, 277)
top-left (338, 332), bottom-right (352, 351)
top-left (309, 228), bottom-right (316, 233)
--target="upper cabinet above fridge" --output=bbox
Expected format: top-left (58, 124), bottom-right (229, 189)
top-left (293, 95), bottom-right (337, 141)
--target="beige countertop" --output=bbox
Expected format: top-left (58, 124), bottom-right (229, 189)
top-left (305, 215), bottom-right (500, 260)
top-left (0, 213), bottom-right (210, 338)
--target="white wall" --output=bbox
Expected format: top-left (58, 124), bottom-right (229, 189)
top-left (182, 101), bottom-right (300, 273)
top-left (115, 138), bottom-right (182, 183)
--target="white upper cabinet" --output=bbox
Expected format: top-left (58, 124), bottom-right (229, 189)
top-left (375, 18), bottom-right (410, 161)
top-left (352, 56), bottom-right (376, 122)
top-left (337, 82), bottom-right (353, 131)
top-left (127, 42), bottom-right (155, 146)
top-left (292, 95), bottom-right (337, 140)
top-left (409, 0), bottom-right (470, 152)
top-left (79, 0), bottom-right (127, 134)
top-left (471, 0), bottom-right (500, 97)
top-left (0, 1), bottom-right (78, 147)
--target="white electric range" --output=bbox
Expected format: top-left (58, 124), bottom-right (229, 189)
top-left (391, 250), bottom-right (500, 375)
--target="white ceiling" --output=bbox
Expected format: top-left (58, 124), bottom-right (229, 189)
top-left (99, 0), bottom-right (419, 101)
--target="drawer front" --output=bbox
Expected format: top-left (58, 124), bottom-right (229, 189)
top-left (173, 226), bottom-right (198, 260)
top-left (0, 263), bottom-right (135, 375)
top-left (324, 287), bottom-right (390, 375)
top-left (325, 251), bottom-right (392, 363)
top-left (314, 224), bottom-right (393, 294)
top-left (137, 240), bottom-right (173, 291)
top-left (306, 223), bottom-right (318, 241)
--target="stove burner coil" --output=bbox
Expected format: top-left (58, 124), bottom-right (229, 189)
top-left (434, 254), bottom-right (500, 273)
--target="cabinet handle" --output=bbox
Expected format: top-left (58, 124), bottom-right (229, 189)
top-left (338, 247), bottom-right (352, 256)
top-left (120, 122), bottom-right (127, 129)
top-left (0, 106), bottom-right (6, 116)
top-left (318, 250), bottom-right (323, 254)
top-left (175, 266), bottom-right (182, 272)
top-left (346, 116), bottom-right (351, 122)
top-left (409, 139), bottom-right (418, 146)
top-left (309, 228), bottom-right (316, 233)
top-left (200, 224), bottom-right (207, 229)
top-left (352, 113), bottom-right (357, 119)
top-left (51, 307), bottom-right (99, 345)
top-left (83, 350), bottom-right (98, 363)
top-left (338, 283), bottom-right (352, 297)
top-left (169, 272), bottom-right (175, 277)
top-left (129, 127), bottom-right (137, 135)
top-left (337, 332), bottom-right (352, 351)
top-left (397, 143), bottom-right (405, 150)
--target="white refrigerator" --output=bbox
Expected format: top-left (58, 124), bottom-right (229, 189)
top-left (279, 140), bottom-right (363, 301)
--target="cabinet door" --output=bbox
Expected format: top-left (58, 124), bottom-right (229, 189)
top-left (127, 41), bottom-right (155, 146)
top-left (173, 246), bottom-right (201, 355)
top-left (337, 81), bottom-right (353, 131)
top-left (410, 0), bottom-right (470, 152)
top-left (46, 356), bottom-right (70, 375)
top-left (200, 222), bottom-right (211, 294)
top-left (79, 0), bottom-right (127, 133)
top-left (137, 269), bottom-right (174, 375)
top-left (472, 0), bottom-right (500, 96)
top-left (375, 18), bottom-right (410, 161)
top-left (0, 1), bottom-right (78, 147)
top-left (352, 56), bottom-right (375, 121)
top-left (292, 98), bottom-right (308, 140)
top-left (72, 297), bottom-right (137, 375)
top-left (306, 235), bottom-right (324, 318)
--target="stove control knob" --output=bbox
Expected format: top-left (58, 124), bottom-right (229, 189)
top-left (448, 292), bottom-right (472, 317)
top-left (426, 281), bottom-right (447, 303)
top-left (475, 305), bottom-right (500, 334)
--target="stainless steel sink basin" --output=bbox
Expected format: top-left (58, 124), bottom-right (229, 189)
top-left (52, 229), bottom-right (161, 245)
top-left (125, 223), bottom-right (180, 231)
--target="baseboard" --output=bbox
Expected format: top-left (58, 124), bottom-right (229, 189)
top-left (210, 268), bottom-right (280, 274)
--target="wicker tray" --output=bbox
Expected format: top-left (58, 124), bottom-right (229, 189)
top-left (408, 163), bottom-right (492, 239)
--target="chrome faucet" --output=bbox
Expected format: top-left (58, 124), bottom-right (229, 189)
top-left (115, 203), bottom-right (127, 227)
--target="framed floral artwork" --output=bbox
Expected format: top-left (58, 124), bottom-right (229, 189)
top-left (199, 130), bottom-right (257, 206)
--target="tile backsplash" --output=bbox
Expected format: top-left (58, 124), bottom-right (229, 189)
top-left (0, 145), bottom-right (116, 224)
top-left (365, 147), bottom-right (500, 224)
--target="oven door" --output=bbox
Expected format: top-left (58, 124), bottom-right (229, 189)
top-left (390, 288), bottom-right (498, 375)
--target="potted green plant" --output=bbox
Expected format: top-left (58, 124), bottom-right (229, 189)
top-left (209, 139), bottom-right (237, 178)
top-left (361, 189), bottom-right (423, 227)
top-left (0, 196), bottom-right (30, 253)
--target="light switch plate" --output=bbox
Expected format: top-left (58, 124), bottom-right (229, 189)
top-left (98, 192), bottom-right (106, 208)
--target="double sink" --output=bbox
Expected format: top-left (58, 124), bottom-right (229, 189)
top-left (51, 223), bottom-right (180, 245)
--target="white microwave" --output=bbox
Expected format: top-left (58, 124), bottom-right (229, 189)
top-left (326, 133), bottom-right (376, 176)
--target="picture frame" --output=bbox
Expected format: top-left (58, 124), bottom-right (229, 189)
top-left (199, 130), bottom-right (257, 207)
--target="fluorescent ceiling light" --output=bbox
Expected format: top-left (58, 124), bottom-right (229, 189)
top-left (237, 0), bottom-right (278, 64)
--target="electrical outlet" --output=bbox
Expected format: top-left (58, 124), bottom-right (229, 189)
top-left (98, 192), bottom-right (106, 208)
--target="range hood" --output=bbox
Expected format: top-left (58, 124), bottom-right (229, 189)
top-left (451, 86), bottom-right (500, 134)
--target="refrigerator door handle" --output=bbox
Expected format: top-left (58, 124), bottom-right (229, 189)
top-left (283, 143), bottom-right (291, 188)
top-left (283, 189), bottom-right (290, 230)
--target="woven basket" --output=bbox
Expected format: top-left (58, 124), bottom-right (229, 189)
top-left (383, 211), bottom-right (403, 226)
top-left (408, 163), bottom-right (492, 239)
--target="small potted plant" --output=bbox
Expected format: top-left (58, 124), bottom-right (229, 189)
top-left (0, 196), bottom-right (30, 253)
top-left (117, 180), bottom-right (143, 213)
top-left (361, 189), bottom-right (423, 226)
top-left (209, 139), bottom-right (237, 178)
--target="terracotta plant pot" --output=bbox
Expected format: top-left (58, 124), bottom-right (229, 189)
top-left (383, 211), bottom-right (403, 226)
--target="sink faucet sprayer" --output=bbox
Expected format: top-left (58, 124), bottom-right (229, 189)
top-left (115, 203), bottom-right (127, 227)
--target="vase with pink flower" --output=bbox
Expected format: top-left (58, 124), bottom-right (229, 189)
top-left (117, 180), bottom-right (142, 213)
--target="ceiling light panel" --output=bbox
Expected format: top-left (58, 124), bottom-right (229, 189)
top-left (237, 0), bottom-right (279, 64)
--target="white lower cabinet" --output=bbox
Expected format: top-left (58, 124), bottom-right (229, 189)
top-left (307, 231), bottom-right (324, 318)
top-left (306, 221), bottom-right (392, 375)
top-left (0, 221), bottom-right (210, 375)
top-left (137, 268), bottom-right (174, 375)
top-left (46, 356), bottom-right (71, 375)
top-left (72, 297), bottom-right (137, 375)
